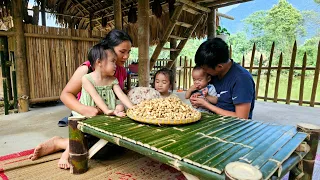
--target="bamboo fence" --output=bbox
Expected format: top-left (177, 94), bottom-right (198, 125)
top-left (173, 41), bottom-right (320, 107)
top-left (22, 24), bottom-right (106, 103)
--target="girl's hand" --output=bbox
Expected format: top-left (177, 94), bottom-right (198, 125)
top-left (104, 110), bottom-right (115, 116)
top-left (114, 110), bottom-right (126, 117)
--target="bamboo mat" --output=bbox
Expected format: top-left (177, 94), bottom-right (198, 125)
top-left (0, 149), bottom-right (186, 180)
top-left (80, 114), bottom-right (309, 179)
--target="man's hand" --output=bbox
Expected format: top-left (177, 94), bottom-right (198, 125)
top-left (190, 96), bottom-right (209, 109)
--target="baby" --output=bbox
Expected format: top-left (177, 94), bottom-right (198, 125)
top-left (185, 66), bottom-right (218, 113)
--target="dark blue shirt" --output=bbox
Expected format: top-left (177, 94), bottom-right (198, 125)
top-left (211, 61), bottom-right (255, 119)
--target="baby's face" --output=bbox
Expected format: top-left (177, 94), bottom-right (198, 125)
top-left (192, 69), bottom-right (210, 90)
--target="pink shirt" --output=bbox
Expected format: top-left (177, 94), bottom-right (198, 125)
top-left (114, 65), bottom-right (127, 90)
top-left (76, 62), bottom-right (127, 100)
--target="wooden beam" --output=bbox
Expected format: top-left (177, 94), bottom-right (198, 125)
top-left (176, 0), bottom-right (211, 13)
top-left (138, 0), bottom-right (150, 87)
top-left (113, 0), bottom-right (122, 29)
top-left (207, 8), bottom-right (216, 39)
top-left (41, 0), bottom-right (46, 26)
top-left (12, 0), bottom-right (30, 112)
top-left (217, 12), bottom-right (234, 20)
top-left (209, 0), bottom-right (253, 9)
top-left (205, 0), bottom-right (239, 7)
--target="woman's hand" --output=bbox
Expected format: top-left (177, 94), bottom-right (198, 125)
top-left (79, 105), bottom-right (100, 117)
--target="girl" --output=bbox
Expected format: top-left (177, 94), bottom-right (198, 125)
top-left (153, 68), bottom-right (176, 98)
top-left (58, 29), bottom-right (132, 126)
top-left (72, 43), bottom-right (133, 117)
top-left (29, 43), bottom-right (133, 169)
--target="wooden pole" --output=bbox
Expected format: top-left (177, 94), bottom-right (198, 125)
top-left (13, 0), bottom-right (30, 112)
top-left (296, 123), bottom-right (320, 180)
top-left (255, 54), bottom-right (263, 100)
top-left (264, 42), bottom-right (275, 101)
top-left (299, 53), bottom-right (307, 106)
top-left (207, 9), bottom-right (216, 40)
top-left (69, 116), bottom-right (88, 174)
top-left (0, 36), bottom-right (12, 100)
top-left (249, 43), bottom-right (256, 74)
top-left (0, 51), bottom-right (9, 115)
top-left (41, 0), bottom-right (46, 26)
top-left (113, 0), bottom-right (122, 30)
top-left (286, 41), bottom-right (297, 104)
top-left (170, 3), bottom-right (177, 90)
top-left (310, 41), bottom-right (320, 107)
top-left (10, 52), bottom-right (18, 109)
top-left (138, 0), bottom-right (150, 87)
top-left (274, 53), bottom-right (283, 103)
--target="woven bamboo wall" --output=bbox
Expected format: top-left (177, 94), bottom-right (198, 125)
top-left (23, 24), bottom-right (106, 102)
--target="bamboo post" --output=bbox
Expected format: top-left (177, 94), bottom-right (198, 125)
top-left (299, 53), bottom-right (307, 106)
top-left (249, 43), bottom-right (256, 74)
top-left (207, 9), bottom-right (216, 40)
top-left (69, 116), bottom-right (88, 174)
top-left (11, 51), bottom-right (18, 109)
top-left (189, 59), bottom-right (192, 88)
top-left (170, 4), bottom-right (177, 90)
top-left (264, 42), bottom-right (274, 101)
top-left (274, 53), bottom-right (283, 103)
top-left (0, 37), bottom-right (13, 101)
top-left (13, 0), bottom-right (30, 112)
top-left (242, 55), bottom-right (245, 67)
top-left (41, 0), bottom-right (46, 26)
top-left (178, 56), bottom-right (182, 90)
top-left (1, 51), bottom-right (9, 115)
top-left (310, 41), bottom-right (320, 107)
top-left (183, 56), bottom-right (187, 90)
top-left (295, 123), bottom-right (320, 180)
top-left (286, 41), bottom-right (297, 104)
top-left (138, 0), bottom-right (150, 87)
top-left (113, 0), bottom-right (122, 30)
top-left (229, 45), bottom-right (232, 59)
top-left (255, 54), bottom-right (263, 100)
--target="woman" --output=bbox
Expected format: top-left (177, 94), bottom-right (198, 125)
top-left (29, 29), bottom-right (132, 169)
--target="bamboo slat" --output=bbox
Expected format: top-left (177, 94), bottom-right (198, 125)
top-left (188, 59), bottom-right (192, 88)
top-left (257, 96), bottom-right (320, 106)
top-left (299, 53), bottom-right (307, 106)
top-left (286, 41), bottom-right (297, 104)
top-left (249, 43), bottom-right (256, 73)
top-left (274, 53), bottom-right (283, 103)
top-left (255, 54), bottom-right (263, 99)
top-left (178, 57), bottom-right (182, 89)
top-left (310, 41), bottom-right (320, 107)
top-left (183, 57), bottom-right (187, 90)
top-left (242, 55), bottom-right (245, 67)
top-left (264, 42), bottom-right (274, 101)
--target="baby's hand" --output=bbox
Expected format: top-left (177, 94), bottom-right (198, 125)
top-left (191, 92), bottom-right (201, 98)
top-left (202, 87), bottom-right (208, 97)
top-left (114, 109), bottom-right (126, 117)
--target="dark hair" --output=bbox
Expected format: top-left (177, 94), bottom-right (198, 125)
top-left (153, 68), bottom-right (174, 91)
top-left (194, 38), bottom-right (229, 68)
top-left (88, 43), bottom-right (115, 67)
top-left (101, 29), bottom-right (133, 49)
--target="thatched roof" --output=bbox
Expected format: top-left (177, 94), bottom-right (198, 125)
top-left (0, 0), bottom-right (252, 46)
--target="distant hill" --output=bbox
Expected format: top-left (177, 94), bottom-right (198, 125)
top-left (220, 0), bottom-right (320, 41)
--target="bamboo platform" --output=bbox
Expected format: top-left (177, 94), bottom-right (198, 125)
top-left (78, 114), bottom-right (308, 179)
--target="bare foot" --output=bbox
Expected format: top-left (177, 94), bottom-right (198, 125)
top-left (58, 149), bottom-right (70, 169)
top-left (28, 136), bottom-right (63, 160)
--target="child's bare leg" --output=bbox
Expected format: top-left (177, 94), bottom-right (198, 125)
top-left (58, 144), bottom-right (70, 169)
top-left (28, 136), bottom-right (68, 160)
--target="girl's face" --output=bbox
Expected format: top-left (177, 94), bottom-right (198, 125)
top-left (114, 41), bottom-right (132, 67)
top-left (155, 73), bottom-right (171, 95)
top-left (100, 50), bottom-right (117, 76)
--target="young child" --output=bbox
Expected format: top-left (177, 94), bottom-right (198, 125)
top-left (72, 43), bottom-right (133, 117)
top-left (153, 68), bottom-right (177, 98)
top-left (29, 43), bottom-right (134, 169)
top-left (185, 66), bottom-right (218, 113)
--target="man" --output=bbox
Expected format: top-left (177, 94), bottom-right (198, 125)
top-left (190, 38), bottom-right (255, 119)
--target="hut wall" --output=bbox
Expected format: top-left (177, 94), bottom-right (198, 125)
top-left (19, 24), bottom-right (106, 103)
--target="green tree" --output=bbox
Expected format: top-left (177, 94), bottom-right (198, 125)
top-left (228, 32), bottom-right (251, 62)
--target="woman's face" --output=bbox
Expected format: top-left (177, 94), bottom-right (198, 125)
top-left (114, 41), bottom-right (132, 67)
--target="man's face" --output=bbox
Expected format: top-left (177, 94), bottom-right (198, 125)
top-left (202, 65), bottom-right (221, 76)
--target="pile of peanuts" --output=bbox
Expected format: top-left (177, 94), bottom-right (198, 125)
top-left (130, 97), bottom-right (200, 120)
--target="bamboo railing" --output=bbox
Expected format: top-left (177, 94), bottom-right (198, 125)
top-left (173, 41), bottom-right (320, 107)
